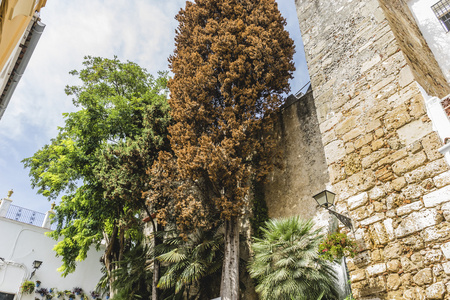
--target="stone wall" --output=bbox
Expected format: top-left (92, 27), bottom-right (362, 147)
top-left (294, 0), bottom-right (450, 299)
top-left (264, 90), bottom-right (329, 220)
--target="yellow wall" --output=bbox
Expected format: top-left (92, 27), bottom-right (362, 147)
top-left (0, 0), bottom-right (47, 72)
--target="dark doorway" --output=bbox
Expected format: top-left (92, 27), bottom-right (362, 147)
top-left (0, 292), bottom-right (15, 300)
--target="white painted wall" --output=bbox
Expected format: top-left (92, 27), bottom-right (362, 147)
top-left (408, 0), bottom-right (450, 83)
top-left (0, 216), bottom-right (104, 300)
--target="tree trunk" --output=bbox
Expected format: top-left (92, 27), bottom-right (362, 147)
top-left (109, 275), bottom-right (115, 299)
top-left (103, 226), bottom-right (119, 299)
top-left (152, 245), bottom-right (161, 300)
top-left (220, 216), bottom-right (240, 300)
top-left (143, 204), bottom-right (161, 300)
top-left (152, 223), bottom-right (162, 300)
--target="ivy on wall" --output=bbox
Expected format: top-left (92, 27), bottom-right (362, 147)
top-left (250, 179), bottom-right (269, 239)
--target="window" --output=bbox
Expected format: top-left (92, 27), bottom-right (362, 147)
top-left (432, 0), bottom-right (450, 32)
top-left (0, 292), bottom-right (15, 300)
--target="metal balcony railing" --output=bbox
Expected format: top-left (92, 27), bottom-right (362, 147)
top-left (4, 204), bottom-right (57, 230)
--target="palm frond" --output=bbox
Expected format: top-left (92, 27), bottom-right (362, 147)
top-left (156, 226), bottom-right (224, 299)
top-left (248, 216), bottom-right (339, 300)
top-left (158, 249), bottom-right (188, 263)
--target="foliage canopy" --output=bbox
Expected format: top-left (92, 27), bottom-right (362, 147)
top-left (22, 56), bottom-right (170, 283)
top-left (151, 0), bottom-right (295, 235)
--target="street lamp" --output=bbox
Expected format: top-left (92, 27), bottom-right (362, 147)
top-left (312, 190), bottom-right (336, 208)
top-left (313, 189), bottom-right (353, 230)
top-left (29, 260), bottom-right (43, 279)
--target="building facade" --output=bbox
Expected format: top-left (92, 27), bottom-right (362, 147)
top-left (0, 194), bottom-right (104, 300)
top-left (266, 0), bottom-right (450, 299)
top-left (0, 0), bottom-right (47, 120)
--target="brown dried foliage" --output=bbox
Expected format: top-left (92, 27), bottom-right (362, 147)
top-left (148, 0), bottom-right (295, 234)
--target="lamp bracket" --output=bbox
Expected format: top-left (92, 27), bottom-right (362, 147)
top-left (326, 208), bottom-right (353, 230)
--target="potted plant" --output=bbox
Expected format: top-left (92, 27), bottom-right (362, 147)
top-left (67, 293), bottom-right (75, 300)
top-left (46, 294), bottom-right (53, 299)
top-left (319, 231), bottom-right (357, 261)
top-left (90, 291), bottom-right (100, 299)
top-left (56, 291), bottom-right (65, 298)
top-left (36, 287), bottom-right (49, 297)
top-left (20, 280), bottom-right (35, 294)
top-left (72, 287), bottom-right (83, 295)
top-left (36, 280), bottom-right (41, 287)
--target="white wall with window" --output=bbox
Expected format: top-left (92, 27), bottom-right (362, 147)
top-left (408, 0), bottom-right (450, 83)
top-left (0, 201), bottom-right (104, 300)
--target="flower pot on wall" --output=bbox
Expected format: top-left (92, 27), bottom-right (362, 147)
top-left (72, 287), bottom-right (83, 296)
top-left (20, 280), bottom-right (36, 294)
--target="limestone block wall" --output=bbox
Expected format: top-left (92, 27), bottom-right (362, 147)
top-left (295, 0), bottom-right (450, 299)
top-left (264, 91), bottom-right (329, 220)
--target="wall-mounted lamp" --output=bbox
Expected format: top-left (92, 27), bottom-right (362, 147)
top-left (312, 190), bottom-right (336, 208)
top-left (313, 189), bottom-right (353, 230)
top-left (29, 260), bottom-right (43, 279)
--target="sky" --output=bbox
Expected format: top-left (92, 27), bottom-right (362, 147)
top-left (0, 0), bottom-right (310, 213)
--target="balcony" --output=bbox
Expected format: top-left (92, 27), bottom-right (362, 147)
top-left (0, 198), bottom-right (56, 230)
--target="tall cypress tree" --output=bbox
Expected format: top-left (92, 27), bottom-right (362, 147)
top-left (166, 1), bottom-right (295, 298)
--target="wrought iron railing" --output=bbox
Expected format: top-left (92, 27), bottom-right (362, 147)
top-left (5, 204), bottom-right (57, 230)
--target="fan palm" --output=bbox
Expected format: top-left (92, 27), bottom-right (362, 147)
top-left (155, 227), bottom-right (223, 300)
top-left (108, 242), bottom-right (153, 300)
top-left (248, 217), bottom-right (339, 300)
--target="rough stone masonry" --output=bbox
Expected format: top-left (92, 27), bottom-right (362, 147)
top-left (288, 0), bottom-right (450, 299)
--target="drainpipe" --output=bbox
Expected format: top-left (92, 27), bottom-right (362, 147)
top-left (0, 258), bottom-right (28, 300)
top-left (0, 18), bottom-right (45, 119)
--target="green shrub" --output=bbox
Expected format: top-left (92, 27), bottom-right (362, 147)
top-left (319, 232), bottom-right (357, 262)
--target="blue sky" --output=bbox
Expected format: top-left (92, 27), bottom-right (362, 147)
top-left (0, 0), bottom-right (310, 213)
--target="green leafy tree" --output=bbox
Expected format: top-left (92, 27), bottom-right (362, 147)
top-left (22, 56), bottom-right (170, 297)
top-left (248, 217), bottom-right (339, 300)
top-left (153, 1), bottom-right (295, 298)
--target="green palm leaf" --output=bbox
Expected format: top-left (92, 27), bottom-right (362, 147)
top-left (156, 226), bottom-right (224, 299)
top-left (157, 249), bottom-right (188, 263)
top-left (248, 217), bottom-right (339, 300)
